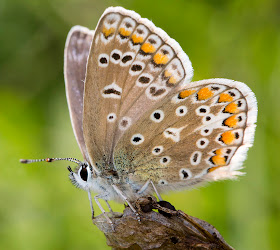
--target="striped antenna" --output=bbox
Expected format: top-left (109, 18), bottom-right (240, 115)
top-left (20, 157), bottom-right (82, 165)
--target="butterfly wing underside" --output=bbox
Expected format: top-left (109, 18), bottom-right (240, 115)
top-left (83, 7), bottom-right (193, 172)
top-left (114, 79), bottom-right (257, 191)
top-left (64, 26), bottom-right (94, 161)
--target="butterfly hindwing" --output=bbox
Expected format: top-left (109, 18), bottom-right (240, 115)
top-left (64, 26), bottom-right (94, 161)
top-left (114, 79), bottom-right (257, 190)
top-left (83, 7), bottom-right (193, 172)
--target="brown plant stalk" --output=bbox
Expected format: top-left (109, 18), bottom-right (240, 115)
top-left (93, 196), bottom-right (234, 250)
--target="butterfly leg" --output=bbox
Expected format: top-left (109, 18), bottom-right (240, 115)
top-left (150, 181), bottom-right (163, 201)
top-left (137, 179), bottom-right (163, 201)
top-left (137, 179), bottom-right (150, 195)
top-left (112, 185), bottom-right (141, 221)
top-left (88, 190), bottom-right (94, 219)
top-left (94, 195), bottom-right (115, 230)
top-left (105, 200), bottom-right (113, 213)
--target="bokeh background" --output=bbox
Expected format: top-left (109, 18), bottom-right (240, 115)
top-left (1, 0), bottom-right (279, 249)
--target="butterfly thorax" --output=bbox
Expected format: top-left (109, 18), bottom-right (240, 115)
top-left (90, 176), bottom-right (146, 202)
top-left (95, 156), bottom-right (120, 179)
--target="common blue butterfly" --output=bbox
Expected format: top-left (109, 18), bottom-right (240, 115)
top-left (21, 7), bottom-right (257, 227)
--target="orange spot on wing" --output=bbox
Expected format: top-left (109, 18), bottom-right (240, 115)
top-left (119, 27), bottom-right (131, 37)
top-left (131, 34), bottom-right (144, 44)
top-left (153, 53), bottom-right (169, 65)
top-left (215, 149), bottom-right (224, 155)
top-left (224, 102), bottom-right (239, 114)
top-left (211, 155), bottom-right (226, 166)
top-left (102, 27), bottom-right (115, 38)
top-left (224, 115), bottom-right (238, 128)
top-left (178, 89), bottom-right (196, 99)
top-left (221, 131), bottom-right (235, 145)
top-left (208, 166), bottom-right (222, 173)
top-left (141, 43), bottom-right (156, 53)
top-left (164, 70), bottom-right (172, 77)
top-left (164, 70), bottom-right (177, 85)
top-left (197, 87), bottom-right (214, 101)
top-left (219, 93), bottom-right (233, 103)
top-left (168, 76), bottom-right (177, 85)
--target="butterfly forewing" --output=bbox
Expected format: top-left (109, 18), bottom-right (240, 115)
top-left (64, 26), bottom-right (94, 161)
top-left (83, 7), bottom-right (193, 172)
top-left (114, 79), bottom-right (257, 189)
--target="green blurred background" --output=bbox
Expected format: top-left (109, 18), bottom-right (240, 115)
top-left (0, 0), bottom-right (279, 249)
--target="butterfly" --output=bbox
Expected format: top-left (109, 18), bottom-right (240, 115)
top-left (21, 6), bottom-right (257, 226)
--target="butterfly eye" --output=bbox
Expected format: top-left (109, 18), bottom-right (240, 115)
top-left (79, 167), bottom-right (88, 182)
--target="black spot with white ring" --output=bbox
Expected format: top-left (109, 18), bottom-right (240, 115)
top-left (201, 128), bottom-right (213, 136)
top-left (179, 168), bottom-right (192, 180)
top-left (190, 151), bottom-right (202, 165)
top-left (139, 76), bottom-right (150, 84)
top-left (110, 49), bottom-right (122, 64)
top-left (196, 138), bottom-right (209, 149)
top-left (120, 52), bottom-right (135, 67)
top-left (112, 53), bottom-right (120, 60)
top-left (122, 55), bottom-right (132, 64)
top-left (158, 179), bottom-right (168, 185)
top-left (200, 108), bottom-right (206, 113)
top-left (131, 64), bottom-right (142, 71)
top-left (196, 105), bottom-right (210, 116)
top-left (160, 156), bottom-right (171, 165)
top-left (107, 113), bottom-right (116, 123)
top-left (182, 170), bottom-right (188, 178)
top-left (202, 114), bottom-right (215, 124)
top-left (100, 57), bottom-right (107, 64)
top-left (129, 61), bottom-right (145, 75)
top-left (98, 54), bottom-right (109, 67)
top-left (176, 106), bottom-right (188, 116)
top-left (152, 146), bottom-right (163, 155)
top-left (150, 110), bottom-right (164, 123)
top-left (131, 134), bottom-right (144, 145)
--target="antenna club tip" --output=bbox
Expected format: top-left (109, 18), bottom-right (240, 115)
top-left (20, 159), bottom-right (28, 163)
top-left (46, 158), bottom-right (54, 162)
